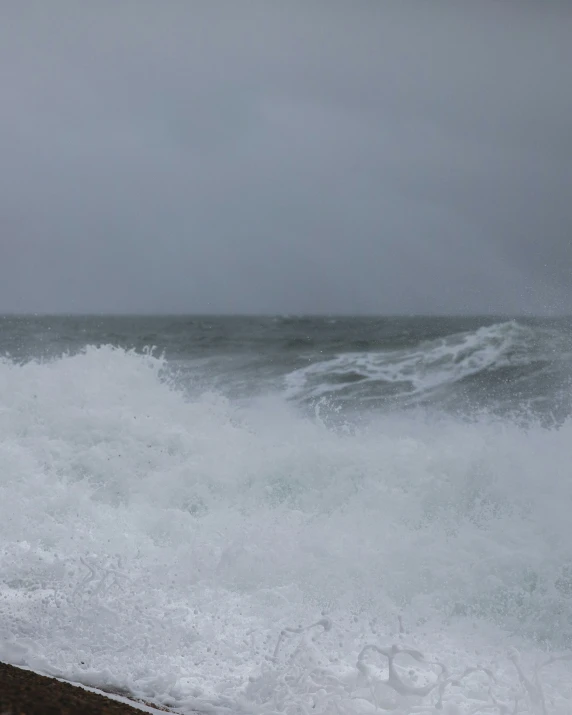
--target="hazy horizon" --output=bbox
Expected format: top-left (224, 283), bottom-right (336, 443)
top-left (4, 310), bottom-right (572, 319)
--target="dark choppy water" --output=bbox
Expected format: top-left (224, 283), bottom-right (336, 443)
top-left (2, 314), bottom-right (572, 420)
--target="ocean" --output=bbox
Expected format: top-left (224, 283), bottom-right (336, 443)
top-left (1, 315), bottom-right (572, 713)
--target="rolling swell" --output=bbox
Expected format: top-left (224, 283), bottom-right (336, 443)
top-left (283, 320), bottom-right (572, 418)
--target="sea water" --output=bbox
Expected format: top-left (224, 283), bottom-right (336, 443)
top-left (1, 315), bottom-right (571, 713)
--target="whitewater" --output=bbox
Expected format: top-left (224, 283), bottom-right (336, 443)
top-left (1, 316), bottom-right (572, 713)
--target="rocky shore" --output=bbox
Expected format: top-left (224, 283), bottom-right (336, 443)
top-left (0, 661), bottom-right (169, 715)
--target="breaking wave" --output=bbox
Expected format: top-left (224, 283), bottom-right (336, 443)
top-left (285, 321), bottom-right (570, 416)
top-left (1, 346), bottom-right (572, 712)
top-left (284, 321), bottom-right (545, 402)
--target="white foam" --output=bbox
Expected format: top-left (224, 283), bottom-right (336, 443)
top-left (0, 346), bottom-right (571, 713)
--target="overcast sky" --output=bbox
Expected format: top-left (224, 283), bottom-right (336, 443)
top-left (1, 2), bottom-right (571, 315)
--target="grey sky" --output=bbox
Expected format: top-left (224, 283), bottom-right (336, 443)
top-left (1, 2), bottom-right (571, 315)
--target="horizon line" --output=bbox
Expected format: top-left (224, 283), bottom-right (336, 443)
top-left (1, 311), bottom-right (570, 319)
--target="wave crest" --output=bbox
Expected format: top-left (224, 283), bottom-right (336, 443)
top-left (284, 320), bottom-right (544, 403)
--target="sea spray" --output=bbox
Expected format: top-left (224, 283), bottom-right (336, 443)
top-left (0, 327), bottom-right (571, 711)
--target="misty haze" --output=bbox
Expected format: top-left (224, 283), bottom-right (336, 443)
top-left (1, 2), bottom-right (571, 315)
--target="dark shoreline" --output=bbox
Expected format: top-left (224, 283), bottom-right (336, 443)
top-left (0, 661), bottom-right (170, 714)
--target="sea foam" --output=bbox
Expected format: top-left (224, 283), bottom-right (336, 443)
top-left (1, 346), bottom-right (571, 712)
